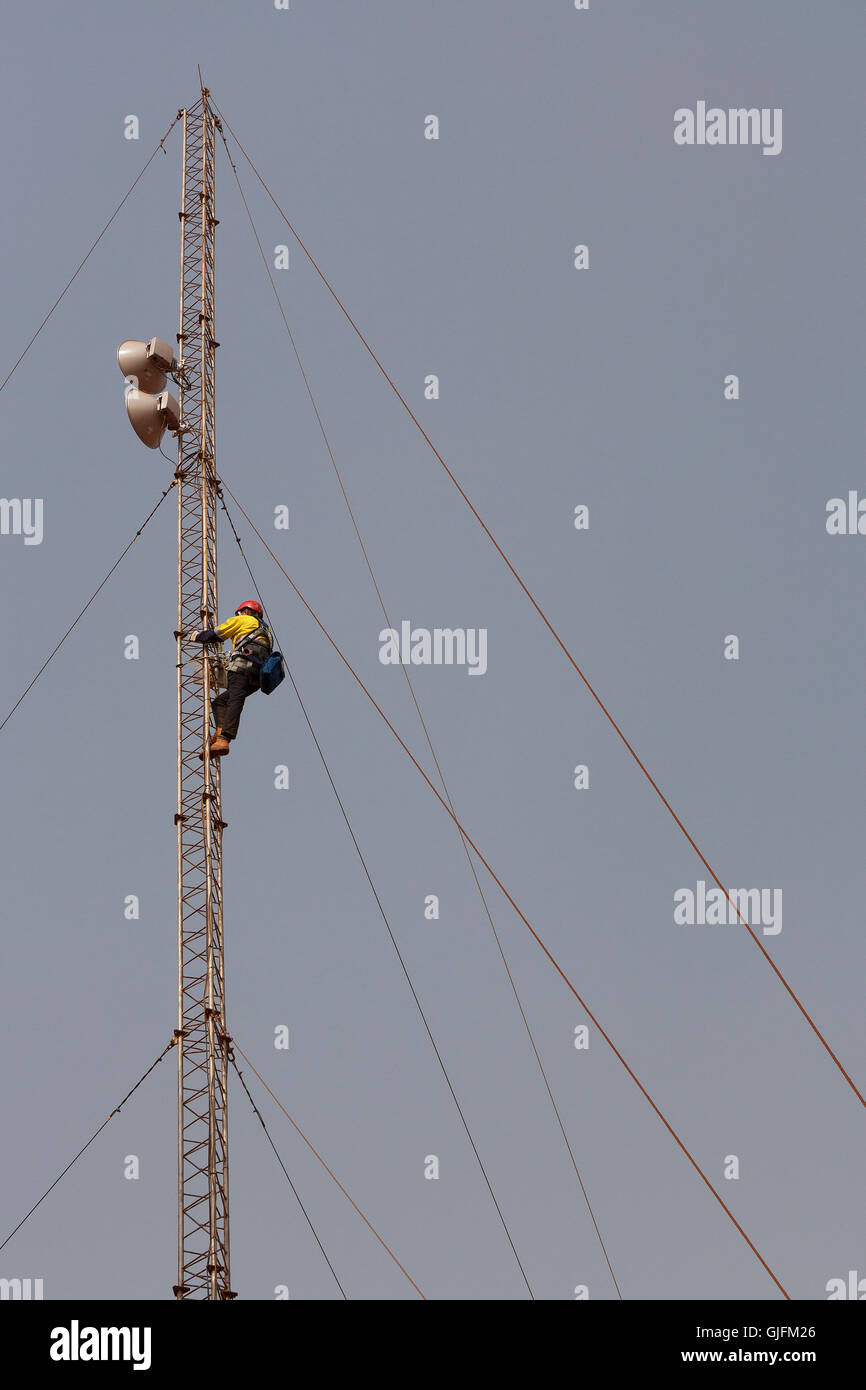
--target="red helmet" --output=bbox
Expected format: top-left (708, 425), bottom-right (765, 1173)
top-left (235, 599), bottom-right (263, 617)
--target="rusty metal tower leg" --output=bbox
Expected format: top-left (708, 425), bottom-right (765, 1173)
top-left (173, 90), bottom-right (232, 1302)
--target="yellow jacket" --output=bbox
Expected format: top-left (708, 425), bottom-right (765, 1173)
top-left (212, 614), bottom-right (262, 649)
top-left (194, 614), bottom-right (264, 649)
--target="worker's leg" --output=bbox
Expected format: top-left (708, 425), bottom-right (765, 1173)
top-left (211, 687), bottom-right (228, 731)
top-left (217, 672), bottom-right (257, 740)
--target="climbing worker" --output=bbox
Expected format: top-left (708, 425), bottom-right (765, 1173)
top-left (190, 600), bottom-right (273, 757)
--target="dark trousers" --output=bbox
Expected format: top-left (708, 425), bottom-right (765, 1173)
top-left (212, 671), bottom-right (258, 740)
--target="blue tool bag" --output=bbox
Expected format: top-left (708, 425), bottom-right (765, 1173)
top-left (259, 652), bottom-right (285, 695)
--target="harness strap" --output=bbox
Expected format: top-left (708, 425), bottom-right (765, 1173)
top-left (231, 622), bottom-right (272, 669)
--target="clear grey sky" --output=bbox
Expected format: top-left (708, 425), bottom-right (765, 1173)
top-left (0, 0), bottom-right (863, 1301)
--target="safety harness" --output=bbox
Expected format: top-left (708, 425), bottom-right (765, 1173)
top-left (227, 622), bottom-right (273, 678)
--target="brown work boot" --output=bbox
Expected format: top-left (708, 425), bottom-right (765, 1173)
top-left (209, 731), bottom-right (231, 757)
top-left (199, 727), bottom-right (230, 759)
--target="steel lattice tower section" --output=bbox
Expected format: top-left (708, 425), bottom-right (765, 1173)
top-left (172, 91), bottom-right (233, 1302)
